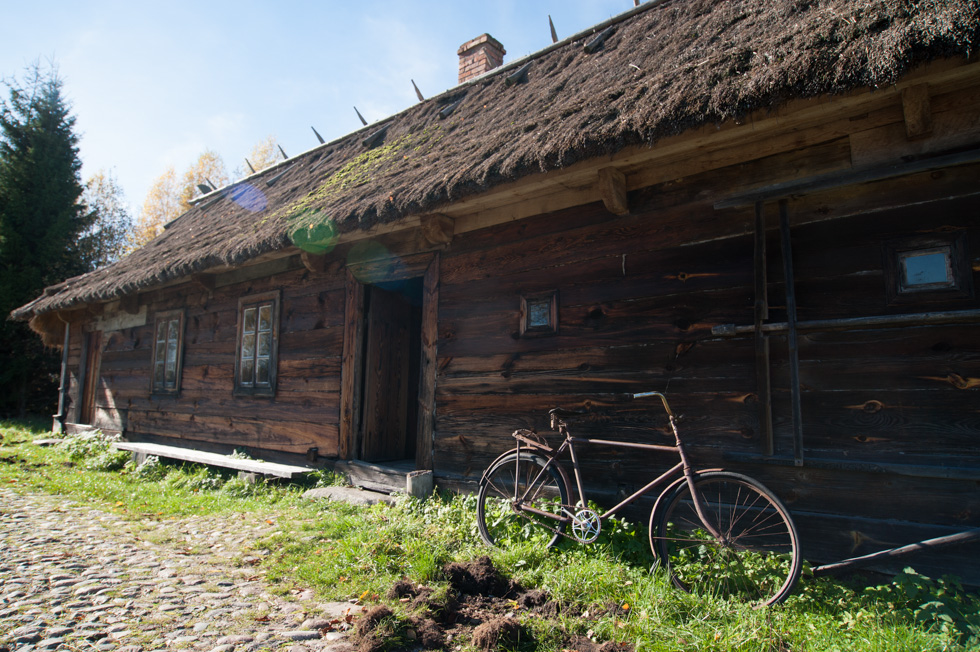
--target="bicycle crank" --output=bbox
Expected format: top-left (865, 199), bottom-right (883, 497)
top-left (571, 509), bottom-right (601, 543)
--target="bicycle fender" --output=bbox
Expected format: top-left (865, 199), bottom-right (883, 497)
top-left (479, 448), bottom-right (572, 492)
top-left (480, 448), bottom-right (522, 485)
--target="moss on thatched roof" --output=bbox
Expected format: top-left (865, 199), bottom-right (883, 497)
top-left (13, 0), bottom-right (980, 322)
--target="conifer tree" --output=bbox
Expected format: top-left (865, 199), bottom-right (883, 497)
top-left (0, 64), bottom-right (93, 417)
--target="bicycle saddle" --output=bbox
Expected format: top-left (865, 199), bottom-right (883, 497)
top-left (548, 407), bottom-right (585, 419)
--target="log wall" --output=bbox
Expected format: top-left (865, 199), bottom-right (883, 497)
top-left (80, 266), bottom-right (347, 458)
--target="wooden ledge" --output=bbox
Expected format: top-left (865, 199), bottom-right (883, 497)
top-left (113, 441), bottom-right (314, 479)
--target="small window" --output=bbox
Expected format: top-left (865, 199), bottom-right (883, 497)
top-left (520, 290), bottom-right (558, 337)
top-left (885, 232), bottom-right (973, 305)
top-left (898, 248), bottom-right (952, 291)
top-left (151, 310), bottom-right (184, 395)
top-left (235, 291), bottom-right (280, 396)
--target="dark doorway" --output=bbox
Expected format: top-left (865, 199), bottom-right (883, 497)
top-left (359, 278), bottom-right (423, 463)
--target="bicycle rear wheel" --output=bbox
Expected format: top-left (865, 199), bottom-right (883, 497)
top-left (477, 452), bottom-right (568, 549)
top-left (653, 471), bottom-right (801, 607)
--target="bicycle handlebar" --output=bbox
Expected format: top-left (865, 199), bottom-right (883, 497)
top-left (632, 391), bottom-right (676, 418)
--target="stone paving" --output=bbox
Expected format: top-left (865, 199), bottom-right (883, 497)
top-left (0, 489), bottom-right (355, 652)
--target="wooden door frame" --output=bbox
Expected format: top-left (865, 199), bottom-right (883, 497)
top-left (339, 252), bottom-right (439, 470)
top-left (76, 329), bottom-right (103, 425)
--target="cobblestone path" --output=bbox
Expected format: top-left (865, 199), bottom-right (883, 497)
top-left (0, 489), bottom-right (354, 652)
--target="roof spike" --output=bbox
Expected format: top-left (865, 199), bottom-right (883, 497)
top-left (412, 79), bottom-right (425, 102)
top-left (205, 178), bottom-right (216, 189)
top-left (505, 62), bottom-right (531, 86)
top-left (362, 125), bottom-right (388, 149)
top-left (278, 144), bottom-right (289, 160)
top-left (245, 158), bottom-right (256, 174)
top-left (585, 26), bottom-right (616, 54)
top-left (634, 0), bottom-right (641, 6)
top-left (311, 125), bottom-right (325, 144)
top-left (549, 15), bottom-right (558, 43)
top-left (354, 106), bottom-right (368, 126)
top-left (196, 183), bottom-right (212, 195)
top-left (438, 99), bottom-right (463, 120)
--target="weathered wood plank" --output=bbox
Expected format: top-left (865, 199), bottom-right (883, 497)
top-left (114, 441), bottom-right (314, 478)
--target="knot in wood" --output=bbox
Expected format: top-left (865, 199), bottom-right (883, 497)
top-left (862, 400), bottom-right (884, 413)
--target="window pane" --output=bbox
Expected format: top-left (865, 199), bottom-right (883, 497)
top-left (528, 299), bottom-right (552, 328)
top-left (256, 358), bottom-right (270, 384)
top-left (241, 333), bottom-right (256, 360)
top-left (258, 304), bottom-right (272, 332)
top-left (167, 318), bottom-right (179, 343)
top-left (166, 340), bottom-right (177, 365)
top-left (154, 361), bottom-right (165, 385)
top-left (240, 359), bottom-right (254, 385)
top-left (243, 307), bottom-right (257, 334)
top-left (156, 320), bottom-right (167, 344)
top-left (257, 331), bottom-right (272, 356)
top-left (165, 360), bottom-right (176, 385)
top-left (155, 340), bottom-right (166, 364)
top-left (902, 251), bottom-right (950, 287)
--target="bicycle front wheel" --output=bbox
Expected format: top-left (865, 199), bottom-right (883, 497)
top-left (653, 471), bottom-right (801, 607)
top-left (477, 452), bottom-right (569, 549)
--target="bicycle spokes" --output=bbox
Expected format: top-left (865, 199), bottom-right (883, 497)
top-left (654, 472), bottom-right (801, 607)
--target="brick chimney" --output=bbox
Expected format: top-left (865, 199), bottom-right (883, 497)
top-left (457, 34), bottom-right (506, 84)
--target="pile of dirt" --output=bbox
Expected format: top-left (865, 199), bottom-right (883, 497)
top-left (353, 556), bottom-right (632, 652)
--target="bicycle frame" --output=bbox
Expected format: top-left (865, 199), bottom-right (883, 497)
top-left (504, 391), bottom-right (723, 540)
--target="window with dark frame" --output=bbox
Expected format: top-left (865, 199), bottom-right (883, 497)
top-left (151, 310), bottom-right (184, 394)
top-left (884, 232), bottom-right (973, 305)
top-left (520, 290), bottom-right (558, 337)
top-left (235, 291), bottom-right (280, 396)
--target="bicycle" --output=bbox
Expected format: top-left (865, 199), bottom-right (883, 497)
top-left (476, 391), bottom-right (802, 607)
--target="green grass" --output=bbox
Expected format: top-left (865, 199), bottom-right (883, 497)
top-left (2, 419), bottom-right (978, 651)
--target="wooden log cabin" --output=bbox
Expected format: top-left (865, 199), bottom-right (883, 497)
top-left (13, 0), bottom-right (980, 580)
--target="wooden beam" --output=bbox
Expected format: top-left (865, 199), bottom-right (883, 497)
top-left (813, 528), bottom-right (980, 576)
top-left (901, 83), bottom-right (933, 140)
top-left (713, 307), bottom-right (980, 337)
top-left (598, 167), bottom-right (629, 215)
top-left (419, 213), bottom-right (455, 248)
top-left (714, 147), bottom-right (980, 209)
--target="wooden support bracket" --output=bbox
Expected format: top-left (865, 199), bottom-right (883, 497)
top-left (419, 213), bottom-right (455, 249)
top-left (598, 167), bottom-right (629, 215)
top-left (194, 274), bottom-right (216, 292)
top-left (901, 83), bottom-right (933, 140)
top-left (300, 250), bottom-right (330, 274)
top-left (119, 293), bottom-right (140, 315)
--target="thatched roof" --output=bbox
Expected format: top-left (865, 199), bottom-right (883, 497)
top-left (13, 0), bottom-right (980, 323)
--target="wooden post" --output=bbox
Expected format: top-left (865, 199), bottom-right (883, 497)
top-left (753, 202), bottom-right (774, 455)
top-left (415, 254), bottom-right (440, 471)
top-left (779, 200), bottom-right (804, 466)
top-left (339, 270), bottom-right (366, 460)
top-left (53, 315), bottom-right (70, 433)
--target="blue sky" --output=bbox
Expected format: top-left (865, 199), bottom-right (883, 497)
top-left (1, 0), bottom-right (634, 214)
